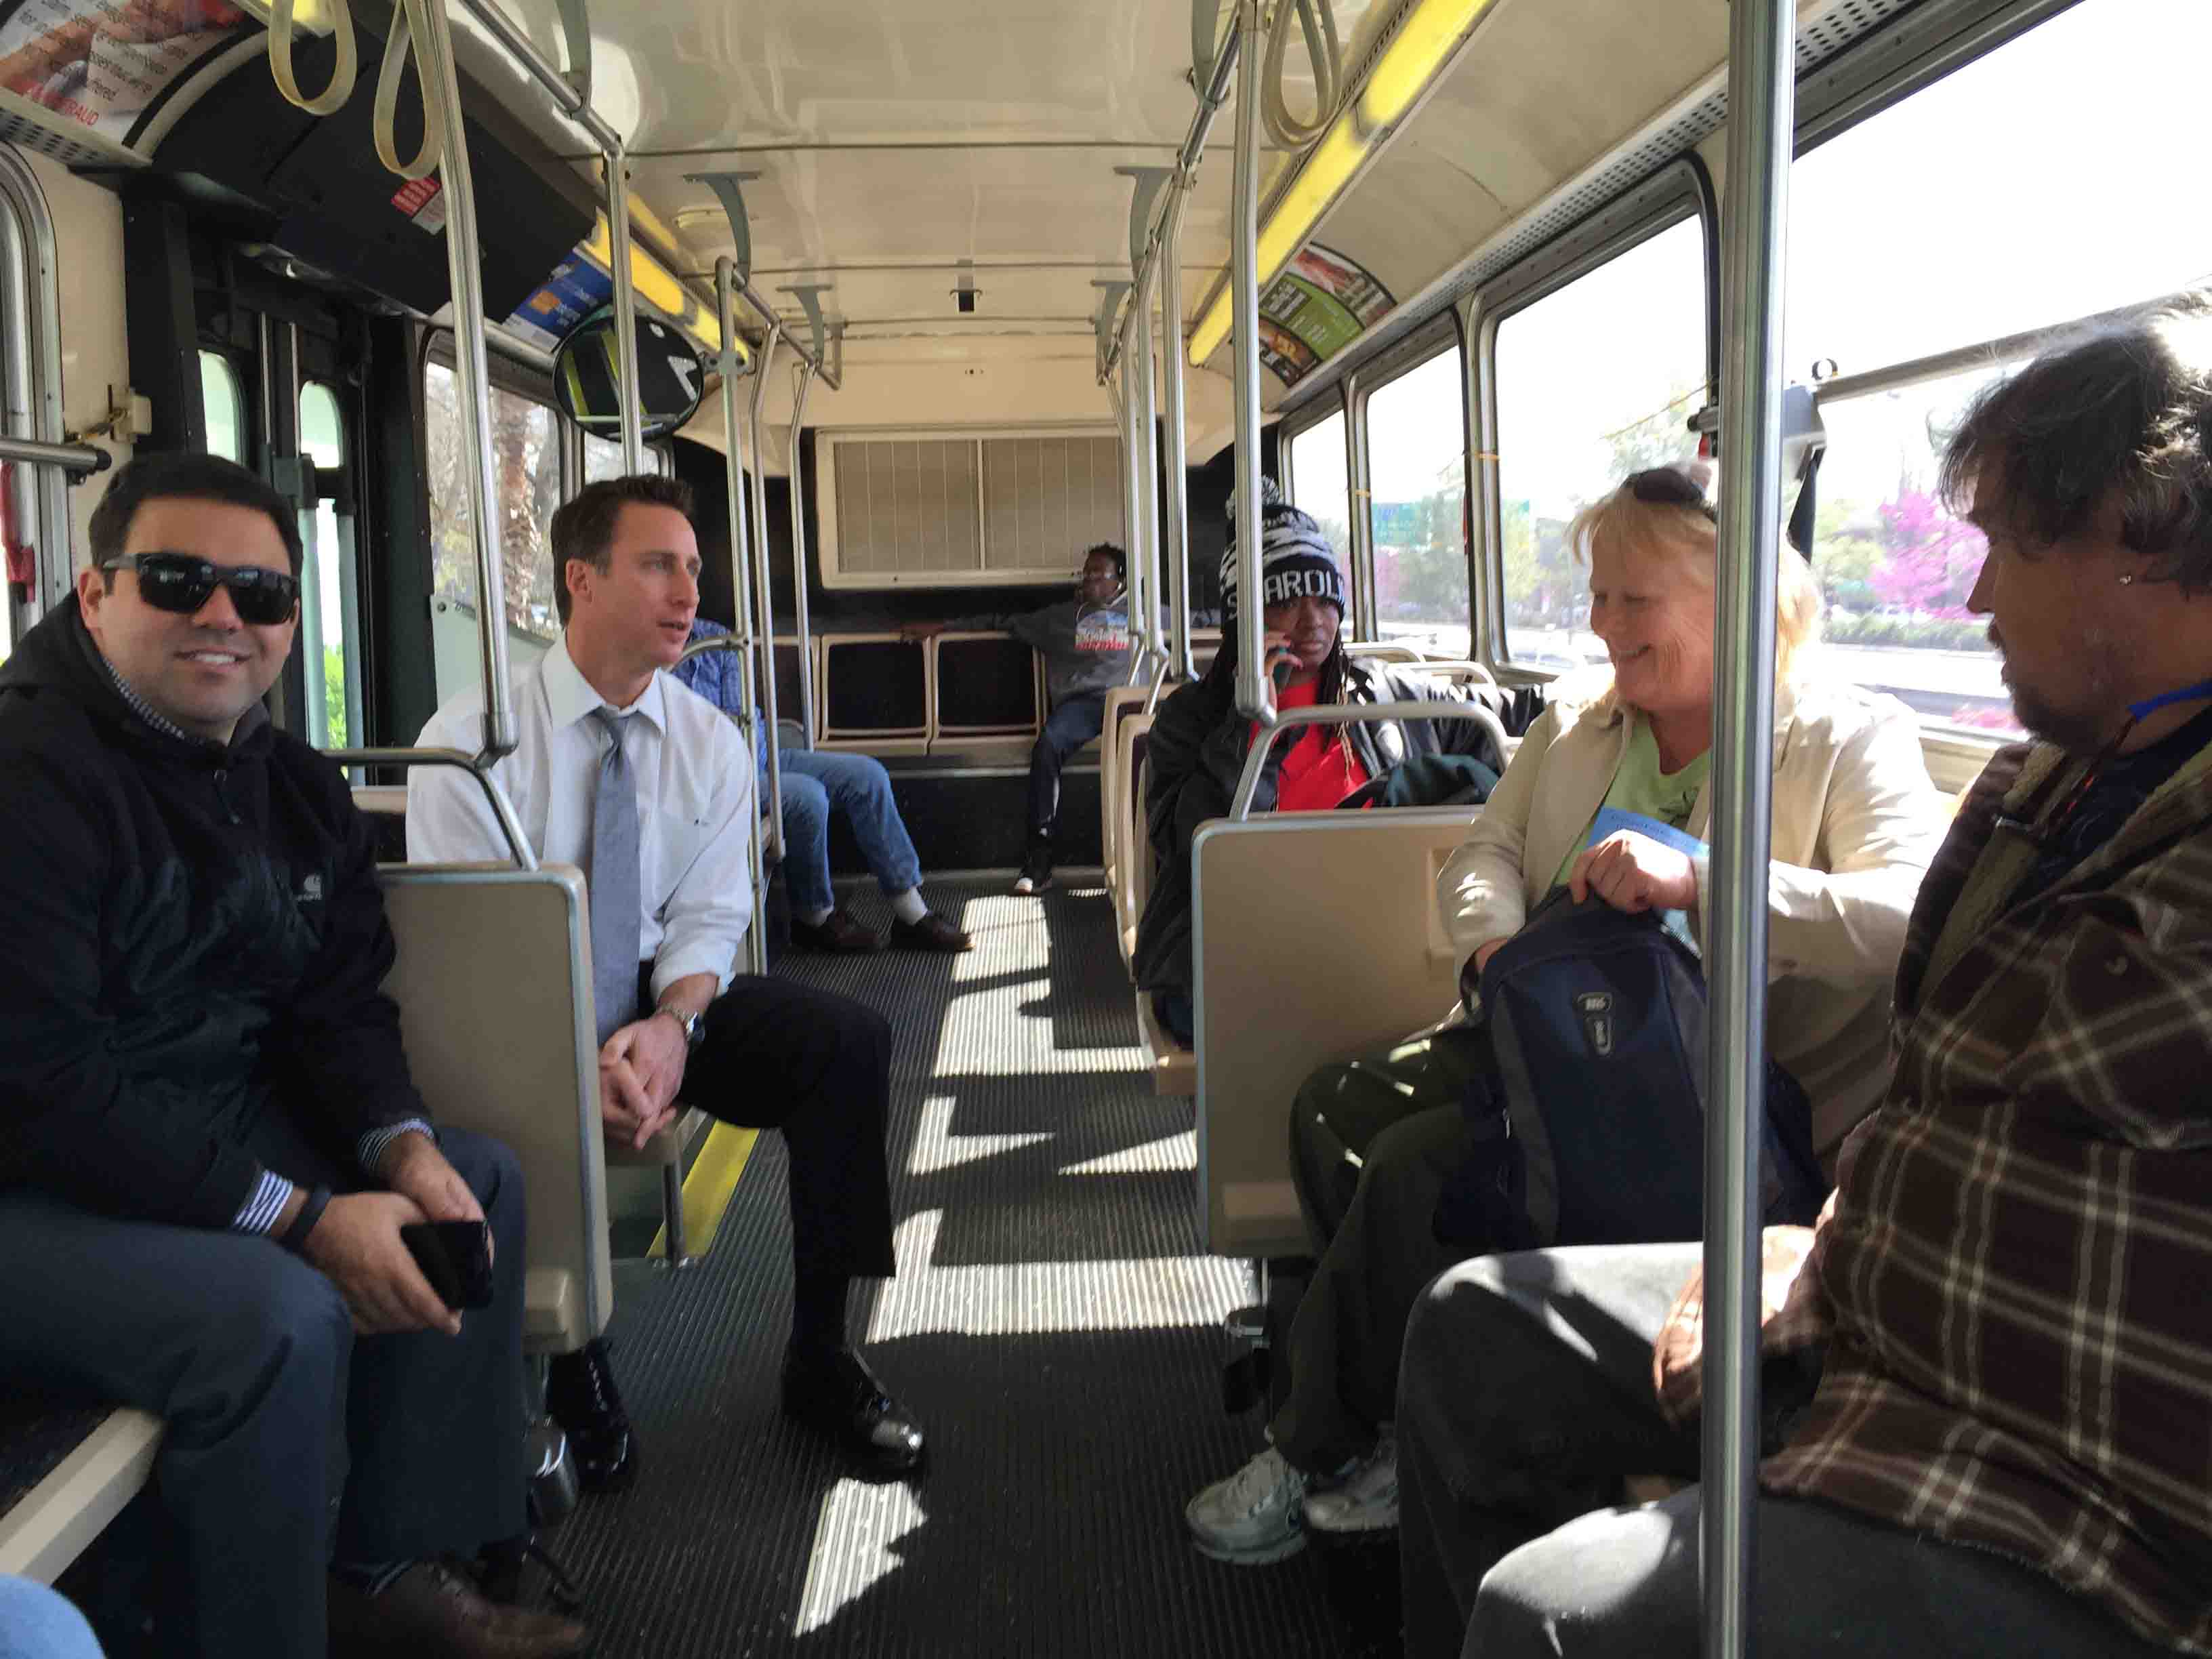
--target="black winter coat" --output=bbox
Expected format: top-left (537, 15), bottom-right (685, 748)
top-left (1132, 658), bottom-right (1513, 1000)
top-left (0, 600), bottom-right (430, 1228)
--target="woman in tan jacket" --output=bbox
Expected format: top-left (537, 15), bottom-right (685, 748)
top-left (1183, 466), bottom-right (1944, 1567)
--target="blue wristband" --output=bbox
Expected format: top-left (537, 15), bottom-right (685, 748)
top-left (280, 1185), bottom-right (333, 1254)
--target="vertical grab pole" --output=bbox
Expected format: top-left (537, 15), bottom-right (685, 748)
top-left (1116, 344), bottom-right (1148, 685)
top-left (1160, 178), bottom-right (1196, 683)
top-left (746, 325), bottom-right (786, 867)
top-left (786, 359), bottom-right (819, 746)
top-left (1229, 0), bottom-right (1269, 723)
top-left (715, 258), bottom-right (769, 977)
top-left (604, 141), bottom-right (644, 473)
top-left (406, 0), bottom-right (514, 755)
top-left (1132, 262), bottom-right (1164, 666)
top-left (1703, 2), bottom-right (1794, 1655)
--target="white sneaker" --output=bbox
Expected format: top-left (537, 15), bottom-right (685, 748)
top-left (1300, 1431), bottom-right (1398, 1535)
top-left (1185, 1446), bottom-right (1310, 1564)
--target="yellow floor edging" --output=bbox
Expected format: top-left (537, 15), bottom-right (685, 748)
top-left (647, 1122), bottom-right (758, 1261)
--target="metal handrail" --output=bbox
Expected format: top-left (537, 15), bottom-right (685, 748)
top-left (1704, 1), bottom-right (1794, 1654)
top-left (0, 434), bottom-right (106, 480)
top-left (1159, 171), bottom-right (1197, 684)
top-left (1104, 9), bottom-right (1242, 377)
top-left (1227, 697), bottom-right (1512, 821)
top-left (745, 325), bottom-right (786, 867)
top-left (786, 359), bottom-right (820, 745)
top-left (329, 746), bottom-right (535, 870)
top-left (1397, 657), bottom-right (1498, 686)
top-left (406, 0), bottom-right (515, 758)
top-left (1344, 640), bottom-right (1424, 662)
top-left (1229, 0), bottom-right (1268, 725)
top-left (712, 256), bottom-right (770, 979)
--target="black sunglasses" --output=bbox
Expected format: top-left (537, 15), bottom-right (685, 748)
top-left (1626, 468), bottom-right (1719, 523)
top-left (104, 553), bottom-right (299, 626)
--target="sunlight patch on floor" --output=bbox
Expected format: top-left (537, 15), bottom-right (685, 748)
top-left (792, 1476), bottom-right (928, 1637)
top-left (863, 1208), bottom-right (1245, 1343)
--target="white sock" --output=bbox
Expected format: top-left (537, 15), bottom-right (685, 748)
top-left (888, 888), bottom-right (929, 926)
top-left (800, 905), bottom-right (836, 926)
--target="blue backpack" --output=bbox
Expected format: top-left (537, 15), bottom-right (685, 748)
top-left (1433, 892), bottom-right (1826, 1252)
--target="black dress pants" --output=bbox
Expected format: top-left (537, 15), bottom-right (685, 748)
top-left (0, 1114), bottom-right (528, 1659)
top-left (669, 970), bottom-right (899, 1287)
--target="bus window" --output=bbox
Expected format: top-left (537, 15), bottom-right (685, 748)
top-left (1364, 346), bottom-right (1468, 658)
top-left (1492, 217), bottom-right (1706, 674)
top-left (1285, 409), bottom-right (1352, 625)
top-left (199, 352), bottom-right (243, 464)
top-left (424, 362), bottom-right (562, 695)
top-left (297, 382), bottom-right (362, 750)
top-left (582, 432), bottom-right (623, 483)
top-left (1790, 0), bottom-right (2212, 737)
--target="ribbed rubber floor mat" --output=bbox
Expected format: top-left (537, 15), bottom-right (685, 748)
top-left (554, 877), bottom-right (1345, 1656)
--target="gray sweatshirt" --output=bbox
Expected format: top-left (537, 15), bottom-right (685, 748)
top-left (951, 596), bottom-right (1168, 704)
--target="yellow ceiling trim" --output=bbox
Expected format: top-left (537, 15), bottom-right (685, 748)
top-left (1187, 0), bottom-right (1501, 368)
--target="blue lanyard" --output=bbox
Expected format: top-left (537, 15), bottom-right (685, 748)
top-left (2127, 678), bottom-right (2212, 721)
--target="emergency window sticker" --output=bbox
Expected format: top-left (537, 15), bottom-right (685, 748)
top-left (390, 174), bottom-right (448, 235)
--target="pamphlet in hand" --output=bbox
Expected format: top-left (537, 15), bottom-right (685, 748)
top-left (1586, 808), bottom-right (1708, 950)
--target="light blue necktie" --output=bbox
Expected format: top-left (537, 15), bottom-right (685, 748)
top-left (588, 706), bottom-right (641, 1046)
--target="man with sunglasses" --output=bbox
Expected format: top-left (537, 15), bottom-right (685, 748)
top-left (1396, 305), bottom-right (2212, 1658)
top-left (0, 453), bottom-right (586, 1659)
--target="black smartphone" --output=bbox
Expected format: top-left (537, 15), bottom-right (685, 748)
top-left (399, 1219), bottom-right (495, 1311)
top-left (1271, 655), bottom-right (1294, 691)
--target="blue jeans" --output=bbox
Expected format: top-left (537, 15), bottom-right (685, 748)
top-left (776, 748), bottom-right (922, 916)
top-left (0, 1579), bottom-right (102, 1659)
top-left (1029, 692), bottom-right (1107, 842)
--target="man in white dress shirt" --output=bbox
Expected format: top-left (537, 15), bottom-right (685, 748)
top-left (408, 476), bottom-right (924, 1485)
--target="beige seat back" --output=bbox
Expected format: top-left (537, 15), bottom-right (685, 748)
top-left (1097, 684), bottom-right (1151, 890)
top-left (380, 864), bottom-right (612, 1353)
top-left (1193, 809), bottom-right (1479, 1258)
top-left (1113, 712), bottom-right (1155, 964)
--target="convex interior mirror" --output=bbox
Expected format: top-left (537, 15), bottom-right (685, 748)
top-left (552, 305), bottom-right (705, 441)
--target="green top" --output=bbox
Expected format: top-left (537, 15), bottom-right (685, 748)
top-left (1549, 714), bottom-right (1713, 893)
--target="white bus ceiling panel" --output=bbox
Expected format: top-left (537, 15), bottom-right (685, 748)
top-left (478, 0), bottom-right (1384, 152)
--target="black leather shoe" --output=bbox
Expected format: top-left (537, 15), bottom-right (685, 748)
top-left (781, 1347), bottom-right (926, 1474)
top-left (545, 1338), bottom-right (636, 1494)
top-left (791, 906), bottom-right (886, 953)
top-left (887, 912), bottom-right (972, 953)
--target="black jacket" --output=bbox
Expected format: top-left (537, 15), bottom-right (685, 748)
top-left (1132, 658), bottom-right (1516, 999)
top-left (0, 600), bottom-right (429, 1228)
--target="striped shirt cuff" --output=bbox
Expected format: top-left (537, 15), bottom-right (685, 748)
top-left (358, 1119), bottom-right (438, 1176)
top-left (231, 1169), bottom-right (295, 1236)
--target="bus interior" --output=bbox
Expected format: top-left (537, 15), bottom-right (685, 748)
top-left (0, 0), bottom-right (2203, 1653)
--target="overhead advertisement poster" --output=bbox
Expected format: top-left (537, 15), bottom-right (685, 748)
top-left (1257, 244), bottom-right (1395, 387)
top-left (0, 0), bottom-right (249, 142)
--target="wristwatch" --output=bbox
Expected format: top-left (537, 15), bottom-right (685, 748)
top-left (656, 1001), bottom-right (706, 1049)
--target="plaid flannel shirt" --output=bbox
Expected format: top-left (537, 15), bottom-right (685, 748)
top-left (1761, 730), bottom-right (2212, 1654)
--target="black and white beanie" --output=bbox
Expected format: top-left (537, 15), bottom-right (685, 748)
top-left (1218, 476), bottom-right (1346, 620)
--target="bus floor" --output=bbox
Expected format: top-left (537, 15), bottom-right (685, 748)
top-left (555, 874), bottom-right (1379, 1658)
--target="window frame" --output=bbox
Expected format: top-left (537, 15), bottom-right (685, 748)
top-left (1470, 158), bottom-right (1717, 673)
top-left (0, 143), bottom-right (73, 623)
top-left (1278, 394), bottom-right (1355, 631)
top-left (1349, 314), bottom-right (1472, 656)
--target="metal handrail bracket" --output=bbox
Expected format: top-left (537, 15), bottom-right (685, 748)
top-left (330, 745), bottom-right (537, 871)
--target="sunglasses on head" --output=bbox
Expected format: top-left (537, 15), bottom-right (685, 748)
top-left (104, 552), bottom-right (300, 626)
top-left (1626, 468), bottom-right (1718, 523)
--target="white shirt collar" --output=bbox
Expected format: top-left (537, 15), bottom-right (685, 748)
top-left (544, 632), bottom-right (667, 735)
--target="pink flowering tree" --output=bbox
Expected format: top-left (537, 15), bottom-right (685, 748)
top-left (1869, 488), bottom-right (1985, 617)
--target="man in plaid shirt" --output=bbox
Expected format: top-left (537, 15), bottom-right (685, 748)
top-left (1394, 304), bottom-right (2212, 1658)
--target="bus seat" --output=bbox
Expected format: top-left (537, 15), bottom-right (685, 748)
top-left (379, 863), bottom-right (613, 1354)
top-left (1122, 739), bottom-right (1157, 963)
top-left (1134, 985), bottom-right (1197, 1098)
top-left (0, 1406), bottom-right (162, 1584)
top-left (1113, 714), bottom-right (1155, 967)
top-left (1192, 808), bottom-right (1481, 1258)
top-left (1097, 685), bottom-right (1151, 897)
